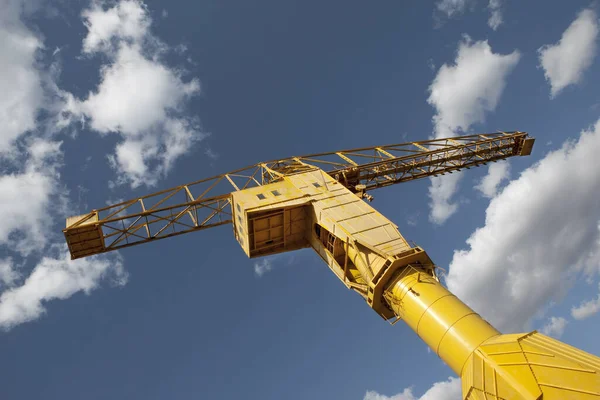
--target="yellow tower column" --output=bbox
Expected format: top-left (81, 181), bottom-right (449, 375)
top-left (384, 265), bottom-right (600, 399)
top-left (384, 265), bottom-right (500, 375)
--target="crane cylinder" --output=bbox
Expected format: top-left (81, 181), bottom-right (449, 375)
top-left (384, 265), bottom-right (500, 375)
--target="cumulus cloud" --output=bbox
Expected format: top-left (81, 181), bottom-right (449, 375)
top-left (82, 0), bottom-right (151, 54)
top-left (0, 0), bottom-right (44, 153)
top-left (446, 119), bottom-right (600, 332)
top-left (63, 0), bottom-right (204, 188)
top-left (427, 37), bottom-right (520, 224)
top-left (428, 38), bottom-right (520, 139)
top-left (538, 8), bottom-right (599, 98)
top-left (0, 139), bottom-right (65, 255)
top-left (540, 316), bottom-right (568, 338)
top-left (571, 282), bottom-right (600, 320)
top-left (364, 377), bottom-right (461, 400)
top-left (0, 248), bottom-right (127, 330)
top-left (487, 0), bottom-right (503, 30)
top-left (474, 161), bottom-right (510, 198)
top-left (0, 168), bottom-right (56, 246)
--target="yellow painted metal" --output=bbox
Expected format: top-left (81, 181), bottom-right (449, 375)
top-left (63, 212), bottom-right (105, 259)
top-left (384, 265), bottom-right (600, 399)
top-left (62, 131), bottom-right (600, 398)
top-left (232, 163), bottom-right (600, 398)
top-left (384, 265), bottom-right (501, 375)
top-left (520, 137), bottom-right (535, 156)
top-left (461, 332), bottom-right (600, 399)
top-left (231, 179), bottom-right (309, 257)
top-left (63, 132), bottom-right (533, 259)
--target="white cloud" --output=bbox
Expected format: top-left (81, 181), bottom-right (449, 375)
top-left (204, 147), bottom-right (219, 161)
top-left (418, 378), bottom-right (461, 400)
top-left (571, 282), bottom-right (600, 320)
top-left (0, 139), bottom-right (64, 255)
top-left (0, 139), bottom-right (127, 331)
top-left (487, 0), bottom-right (503, 30)
top-left (428, 38), bottom-right (520, 139)
top-left (79, 43), bottom-right (199, 135)
top-left (82, 0), bottom-right (151, 54)
top-left (0, 1), bottom-right (130, 330)
top-left (0, 248), bottom-right (127, 330)
top-left (435, 0), bottom-right (472, 18)
top-left (428, 173), bottom-right (461, 225)
top-left (406, 212), bottom-right (420, 227)
top-left (63, 0), bottom-right (204, 188)
top-left (427, 59), bottom-right (436, 72)
top-left (475, 161), bottom-right (510, 198)
top-left (540, 316), bottom-right (568, 338)
top-left (538, 8), bottom-right (599, 98)
top-left (364, 377), bottom-right (461, 400)
top-left (0, 130), bottom-right (128, 331)
top-left (254, 254), bottom-right (297, 277)
top-left (427, 37), bottom-right (520, 224)
top-left (364, 388), bottom-right (415, 400)
top-left (0, 170), bottom-right (56, 251)
top-left (0, 259), bottom-right (19, 288)
top-left (435, 0), bottom-right (502, 30)
top-left (254, 258), bottom-right (274, 277)
top-left (0, 0), bottom-right (44, 153)
top-left (446, 119), bottom-right (600, 332)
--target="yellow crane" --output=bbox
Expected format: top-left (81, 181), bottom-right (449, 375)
top-left (64, 132), bottom-right (600, 399)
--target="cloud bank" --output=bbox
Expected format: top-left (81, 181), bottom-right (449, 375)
top-left (539, 8), bottom-right (599, 98)
top-left (447, 119), bottom-right (600, 333)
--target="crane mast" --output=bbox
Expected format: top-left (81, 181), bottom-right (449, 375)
top-left (64, 132), bottom-right (600, 399)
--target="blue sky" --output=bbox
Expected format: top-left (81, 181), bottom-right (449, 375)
top-left (2, 0), bottom-right (600, 399)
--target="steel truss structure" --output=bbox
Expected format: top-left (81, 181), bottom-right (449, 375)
top-left (64, 131), bottom-right (532, 259)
